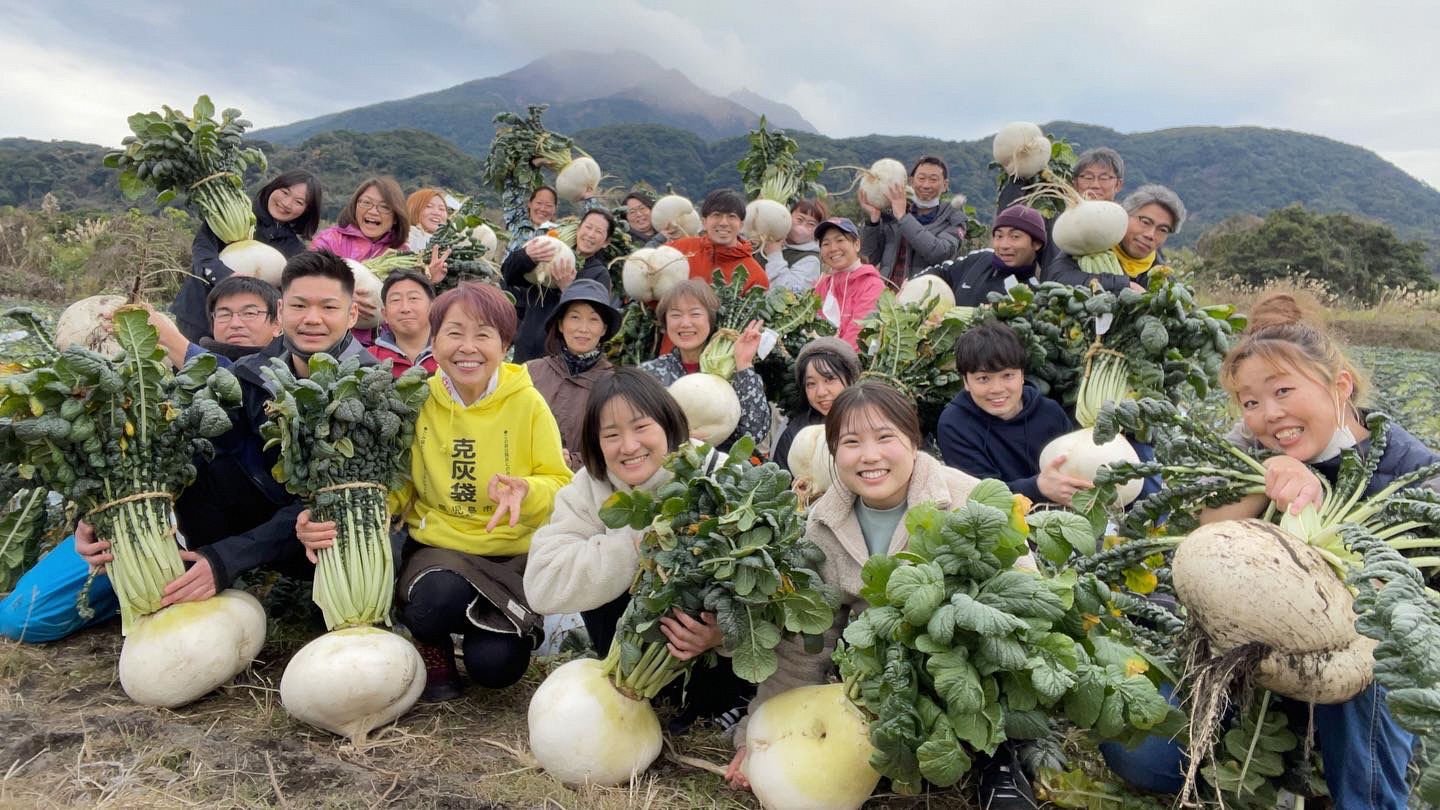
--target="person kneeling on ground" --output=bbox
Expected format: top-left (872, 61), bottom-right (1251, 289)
top-left (525, 368), bottom-right (754, 733)
top-left (0, 251), bottom-right (370, 643)
top-left (297, 283), bottom-right (572, 702)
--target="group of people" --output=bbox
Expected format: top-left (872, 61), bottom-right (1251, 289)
top-left (1, 142), bottom-right (1434, 810)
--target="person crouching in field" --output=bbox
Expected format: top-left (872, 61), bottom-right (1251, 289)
top-left (297, 283), bottom-right (572, 702)
top-left (0, 252), bottom-right (370, 643)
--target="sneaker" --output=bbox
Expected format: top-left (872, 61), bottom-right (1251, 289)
top-left (978, 743), bottom-right (1037, 810)
top-left (415, 640), bottom-right (465, 703)
top-left (715, 705), bottom-right (747, 734)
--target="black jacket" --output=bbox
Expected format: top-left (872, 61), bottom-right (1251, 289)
top-left (502, 249), bottom-right (612, 363)
top-left (936, 383), bottom-right (1073, 502)
top-left (183, 338), bottom-right (377, 591)
top-left (172, 201), bottom-right (308, 341)
top-left (925, 250), bottom-right (1037, 308)
top-left (1041, 251), bottom-right (1148, 293)
top-left (773, 410), bottom-right (823, 472)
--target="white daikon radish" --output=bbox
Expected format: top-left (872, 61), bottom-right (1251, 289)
top-left (743, 684), bottom-right (880, 810)
top-left (55, 294), bottom-right (127, 356)
top-left (118, 589), bottom-right (267, 708)
top-left (343, 259), bottom-right (384, 330)
top-left (555, 156), bottom-right (602, 202)
top-left (744, 199), bottom-right (793, 244)
top-left (1039, 428), bottom-right (1144, 506)
top-left (650, 195), bottom-right (696, 235)
top-left (992, 121), bottom-right (1052, 179)
top-left (523, 235), bottom-right (575, 288)
top-left (219, 239), bottom-right (288, 286)
top-left (279, 626), bottom-right (426, 746)
top-left (787, 425), bottom-right (834, 506)
top-left (528, 657), bottom-right (663, 786)
top-left (621, 245), bottom-right (689, 302)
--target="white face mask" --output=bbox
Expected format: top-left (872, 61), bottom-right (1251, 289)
top-left (912, 194), bottom-right (940, 210)
top-left (1312, 397), bottom-right (1359, 463)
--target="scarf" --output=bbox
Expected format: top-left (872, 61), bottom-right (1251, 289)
top-left (989, 252), bottom-right (1035, 280)
top-left (560, 345), bottom-right (601, 376)
top-left (1113, 245), bottom-right (1156, 279)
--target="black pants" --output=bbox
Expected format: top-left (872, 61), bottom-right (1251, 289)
top-left (581, 593), bottom-right (755, 719)
top-left (402, 569), bottom-right (531, 689)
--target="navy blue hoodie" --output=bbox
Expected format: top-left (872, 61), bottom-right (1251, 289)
top-left (937, 382), bottom-right (1073, 502)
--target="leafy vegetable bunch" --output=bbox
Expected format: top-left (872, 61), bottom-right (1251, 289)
top-left (480, 105), bottom-right (584, 195)
top-left (426, 196), bottom-right (506, 291)
top-left (832, 486), bottom-right (1178, 794)
top-left (103, 95), bottom-right (266, 244)
top-left (598, 438), bottom-right (840, 694)
top-left (978, 276), bottom-right (1245, 424)
top-left (260, 354), bottom-right (429, 628)
top-left (855, 291), bottom-right (977, 433)
top-left (737, 116), bottom-right (826, 204)
top-left (0, 308), bottom-right (65, 593)
top-left (0, 309), bottom-right (239, 630)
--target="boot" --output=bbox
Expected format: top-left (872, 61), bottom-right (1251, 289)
top-left (415, 639), bottom-right (465, 702)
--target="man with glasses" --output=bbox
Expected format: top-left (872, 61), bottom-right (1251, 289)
top-left (141, 276), bottom-right (283, 369)
top-left (1041, 185), bottom-right (1186, 293)
top-left (998, 147), bottom-right (1128, 268)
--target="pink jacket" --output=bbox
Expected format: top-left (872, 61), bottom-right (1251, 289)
top-left (310, 224), bottom-right (405, 261)
top-left (814, 263), bottom-right (885, 348)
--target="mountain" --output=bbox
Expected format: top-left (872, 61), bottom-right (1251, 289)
top-left (725, 89), bottom-right (817, 134)
top-left (251, 50), bottom-right (815, 153)
top-left (6, 120), bottom-right (1440, 269)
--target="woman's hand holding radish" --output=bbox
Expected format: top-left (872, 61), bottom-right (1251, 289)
top-left (296, 508), bottom-right (337, 564)
top-left (659, 609), bottom-right (723, 660)
top-left (426, 245), bottom-right (452, 284)
top-left (761, 238), bottom-right (783, 257)
top-left (733, 319), bottom-right (764, 371)
top-left (486, 473), bottom-right (530, 531)
top-left (885, 181), bottom-right (909, 218)
top-left (74, 520), bottom-right (113, 569)
top-left (725, 747), bottom-right (751, 790)
top-left (549, 254), bottom-right (578, 290)
top-left (1263, 455), bottom-right (1325, 514)
top-left (525, 237), bottom-right (557, 262)
top-left (1037, 453), bottom-right (1094, 506)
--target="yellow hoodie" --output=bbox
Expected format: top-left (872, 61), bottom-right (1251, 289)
top-left (392, 363), bottom-right (573, 557)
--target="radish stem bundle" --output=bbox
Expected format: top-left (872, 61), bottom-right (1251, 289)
top-left (0, 308), bottom-right (241, 633)
top-left (260, 354), bottom-right (428, 629)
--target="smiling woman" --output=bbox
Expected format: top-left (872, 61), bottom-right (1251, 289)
top-left (311, 177), bottom-right (411, 261)
top-left (526, 279), bottom-right (622, 470)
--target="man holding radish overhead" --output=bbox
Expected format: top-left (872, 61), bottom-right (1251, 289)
top-left (859, 155), bottom-right (967, 289)
top-left (668, 189), bottom-right (769, 290)
top-left (1042, 184), bottom-right (1186, 293)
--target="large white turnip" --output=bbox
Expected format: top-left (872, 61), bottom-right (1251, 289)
top-left (1039, 428), bottom-right (1144, 507)
top-left (621, 245), bottom-right (689, 302)
top-left (118, 589), bottom-right (267, 708)
top-left (1173, 519), bottom-right (1374, 704)
top-left (555, 156), bottom-right (602, 202)
top-left (743, 683), bottom-right (880, 810)
top-left (992, 122), bottom-right (1052, 179)
top-left (527, 657), bottom-right (663, 786)
top-left (280, 626), bottom-right (426, 746)
top-left (219, 240), bottom-right (288, 287)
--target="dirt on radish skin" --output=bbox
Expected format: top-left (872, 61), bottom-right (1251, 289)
top-left (1173, 519), bottom-right (1374, 703)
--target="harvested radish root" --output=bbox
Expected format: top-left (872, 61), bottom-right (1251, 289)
top-left (621, 245), bottom-right (688, 302)
top-left (992, 121), bottom-right (1052, 179)
top-left (743, 684), bottom-right (880, 810)
top-left (54, 294), bottom-right (127, 355)
top-left (786, 424), bottom-right (834, 507)
top-left (837, 159), bottom-right (908, 210)
top-left (262, 354), bottom-right (432, 747)
top-left (651, 194), bottom-right (699, 237)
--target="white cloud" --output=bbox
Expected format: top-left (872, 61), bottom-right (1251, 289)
top-left (4, 0), bottom-right (1440, 186)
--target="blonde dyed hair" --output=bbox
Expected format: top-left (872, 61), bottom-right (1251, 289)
top-left (406, 187), bottom-right (446, 230)
top-left (1220, 292), bottom-right (1368, 407)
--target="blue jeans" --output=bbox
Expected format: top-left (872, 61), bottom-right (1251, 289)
top-left (1101, 683), bottom-right (1187, 794)
top-left (1103, 682), bottom-right (1413, 806)
top-left (0, 535), bottom-right (119, 643)
top-left (1315, 683), bottom-right (1413, 809)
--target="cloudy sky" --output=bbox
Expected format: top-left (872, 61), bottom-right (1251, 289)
top-left (4, 0), bottom-right (1438, 185)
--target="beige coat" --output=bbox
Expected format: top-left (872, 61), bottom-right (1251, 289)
top-left (733, 452), bottom-right (979, 743)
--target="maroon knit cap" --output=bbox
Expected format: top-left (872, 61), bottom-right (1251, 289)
top-left (993, 204), bottom-right (1047, 247)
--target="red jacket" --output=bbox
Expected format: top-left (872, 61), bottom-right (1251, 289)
top-left (814, 263), bottom-right (885, 349)
top-left (661, 236), bottom-right (770, 354)
top-left (669, 235), bottom-right (768, 290)
top-left (367, 328), bottom-right (437, 377)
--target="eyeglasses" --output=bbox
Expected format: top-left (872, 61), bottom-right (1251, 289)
top-left (1075, 173), bottom-right (1118, 184)
top-left (356, 199), bottom-right (392, 215)
top-left (213, 307), bottom-right (267, 324)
